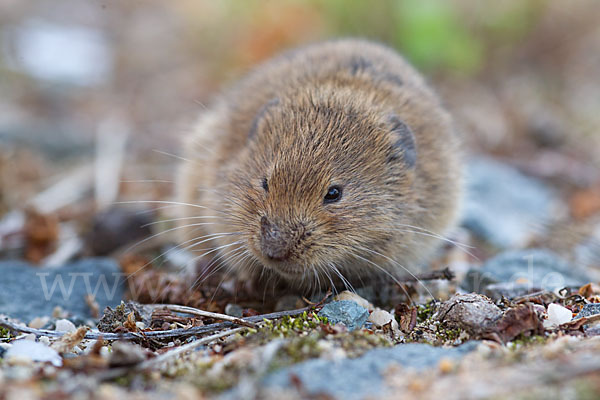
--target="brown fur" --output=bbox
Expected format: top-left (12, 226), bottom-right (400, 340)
top-left (177, 39), bottom-right (462, 290)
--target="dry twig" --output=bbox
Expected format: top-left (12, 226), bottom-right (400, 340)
top-left (0, 307), bottom-right (311, 341)
top-left (150, 304), bottom-right (258, 328)
top-left (399, 267), bottom-right (455, 282)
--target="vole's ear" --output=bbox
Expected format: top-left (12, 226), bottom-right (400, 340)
top-left (387, 115), bottom-right (417, 168)
top-left (249, 98), bottom-right (280, 140)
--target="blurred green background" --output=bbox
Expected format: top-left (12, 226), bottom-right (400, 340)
top-left (0, 0), bottom-right (598, 213)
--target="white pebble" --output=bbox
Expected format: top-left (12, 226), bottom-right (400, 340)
top-left (55, 319), bottom-right (76, 333)
top-left (368, 309), bottom-right (394, 326)
top-left (368, 308), bottom-right (401, 337)
top-left (543, 303), bottom-right (573, 329)
top-left (38, 336), bottom-right (51, 346)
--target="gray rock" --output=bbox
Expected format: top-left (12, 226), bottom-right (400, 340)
top-left (462, 157), bottom-right (558, 248)
top-left (263, 342), bottom-right (478, 399)
top-left (573, 303), bottom-right (600, 333)
top-left (462, 249), bottom-right (591, 294)
top-left (0, 258), bottom-right (125, 322)
top-left (318, 301), bottom-right (369, 331)
top-left (435, 293), bottom-right (502, 335)
top-left (574, 304), bottom-right (600, 319)
top-left (224, 304), bottom-right (243, 318)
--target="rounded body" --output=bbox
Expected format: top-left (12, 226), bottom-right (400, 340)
top-left (177, 39), bottom-right (462, 290)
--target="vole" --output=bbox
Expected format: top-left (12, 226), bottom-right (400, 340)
top-left (176, 39), bottom-right (462, 290)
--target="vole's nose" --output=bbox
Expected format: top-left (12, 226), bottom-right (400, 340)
top-left (260, 216), bottom-right (291, 261)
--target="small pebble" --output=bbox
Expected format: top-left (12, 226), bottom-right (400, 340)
top-left (28, 317), bottom-right (50, 329)
top-left (38, 336), bottom-right (51, 346)
top-left (368, 309), bottom-right (400, 336)
top-left (318, 301), bottom-right (369, 331)
top-left (108, 341), bottom-right (147, 367)
top-left (52, 306), bottom-right (65, 319)
top-left (225, 303), bottom-right (244, 318)
top-left (55, 319), bottom-right (76, 332)
top-left (438, 357), bottom-right (455, 374)
top-left (368, 309), bottom-right (393, 326)
top-left (333, 291), bottom-right (373, 311)
top-left (543, 303), bottom-right (573, 329)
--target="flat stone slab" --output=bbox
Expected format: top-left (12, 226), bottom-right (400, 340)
top-left (263, 342), bottom-right (478, 399)
top-left (0, 258), bottom-right (125, 322)
top-left (463, 249), bottom-right (591, 293)
top-left (462, 157), bottom-right (558, 248)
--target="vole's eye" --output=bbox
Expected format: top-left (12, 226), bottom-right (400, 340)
top-left (261, 177), bottom-right (269, 192)
top-left (324, 185), bottom-right (342, 204)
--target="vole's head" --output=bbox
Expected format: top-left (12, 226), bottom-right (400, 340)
top-left (225, 88), bottom-right (418, 284)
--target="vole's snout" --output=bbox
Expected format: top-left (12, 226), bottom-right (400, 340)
top-left (260, 216), bottom-right (292, 261)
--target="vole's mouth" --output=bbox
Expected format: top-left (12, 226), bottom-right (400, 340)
top-left (249, 244), bottom-right (307, 278)
top-left (261, 257), bottom-right (306, 277)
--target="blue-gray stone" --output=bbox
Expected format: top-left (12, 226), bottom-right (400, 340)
top-left (462, 157), bottom-right (557, 248)
top-left (318, 301), bottom-right (369, 332)
top-left (0, 258), bottom-right (125, 322)
top-left (574, 304), bottom-right (600, 319)
top-left (263, 342), bottom-right (478, 399)
top-left (462, 249), bottom-right (591, 294)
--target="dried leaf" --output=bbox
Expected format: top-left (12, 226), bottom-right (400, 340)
top-left (395, 303), bottom-right (417, 333)
top-left (484, 304), bottom-right (544, 343)
top-left (51, 326), bottom-right (89, 353)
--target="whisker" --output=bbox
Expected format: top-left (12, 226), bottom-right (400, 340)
top-left (115, 200), bottom-right (225, 214)
top-left (328, 263), bottom-right (355, 293)
top-left (125, 232), bottom-right (241, 279)
top-left (353, 247), bottom-right (434, 301)
top-left (152, 149), bottom-right (194, 163)
top-left (122, 219), bottom-right (237, 254)
top-left (193, 245), bottom-right (245, 287)
top-left (141, 216), bottom-right (220, 228)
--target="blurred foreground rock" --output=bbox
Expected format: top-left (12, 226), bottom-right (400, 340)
top-left (262, 342), bottom-right (478, 399)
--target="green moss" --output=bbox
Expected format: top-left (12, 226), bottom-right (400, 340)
top-left (0, 326), bottom-right (13, 341)
top-left (113, 375), bottom-right (133, 386)
top-left (416, 300), bottom-right (438, 323)
top-left (435, 326), bottom-right (462, 342)
top-left (508, 334), bottom-right (548, 350)
top-left (258, 311), bottom-right (329, 339)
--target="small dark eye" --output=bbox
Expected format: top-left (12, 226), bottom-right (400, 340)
top-left (324, 185), bottom-right (342, 204)
top-left (261, 177), bottom-right (269, 192)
